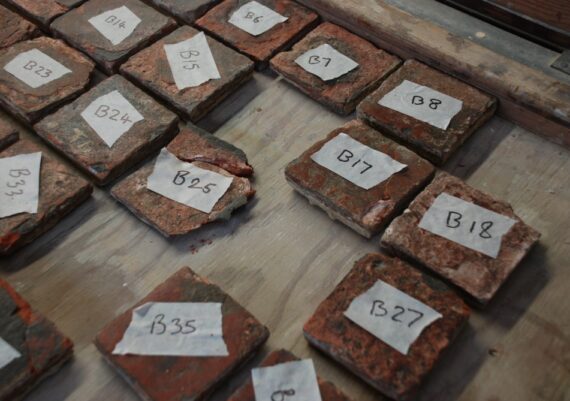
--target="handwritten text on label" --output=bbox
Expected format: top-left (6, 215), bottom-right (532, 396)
top-left (252, 359), bottom-right (323, 401)
top-left (3, 49), bottom-right (71, 89)
top-left (0, 152), bottom-right (42, 219)
top-left (0, 338), bottom-right (21, 370)
top-left (88, 6), bottom-right (142, 46)
top-left (228, 1), bottom-right (288, 36)
top-left (295, 44), bottom-right (359, 81)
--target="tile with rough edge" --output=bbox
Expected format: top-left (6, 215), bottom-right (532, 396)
top-left (143, 0), bottom-right (221, 24)
top-left (381, 171), bottom-right (541, 305)
top-left (0, 139), bottom-right (93, 255)
top-left (2, 0), bottom-right (86, 27)
top-left (120, 26), bottom-right (254, 122)
top-left (51, 0), bottom-right (177, 74)
top-left (285, 120), bottom-right (435, 238)
top-left (34, 75), bottom-right (179, 186)
top-left (357, 59), bottom-right (497, 165)
top-left (0, 5), bottom-right (41, 50)
top-left (0, 37), bottom-right (95, 124)
top-left (95, 267), bottom-right (270, 401)
top-left (0, 278), bottom-right (74, 401)
top-left (0, 119), bottom-right (19, 151)
top-left (270, 22), bottom-right (401, 115)
top-left (304, 253), bottom-right (471, 401)
top-left (196, 0), bottom-right (319, 68)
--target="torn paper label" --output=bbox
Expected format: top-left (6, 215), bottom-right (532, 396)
top-left (378, 80), bottom-right (463, 130)
top-left (0, 337), bottom-right (21, 370)
top-left (311, 133), bottom-right (407, 190)
top-left (252, 359), bottom-right (323, 401)
top-left (418, 192), bottom-right (516, 258)
top-left (81, 90), bottom-right (144, 147)
top-left (147, 148), bottom-right (233, 213)
top-left (89, 6), bottom-right (142, 46)
top-left (0, 152), bottom-right (42, 219)
top-left (295, 44), bottom-right (359, 81)
top-left (229, 1), bottom-right (288, 36)
top-left (113, 302), bottom-right (229, 356)
top-left (164, 32), bottom-right (221, 90)
top-left (3, 49), bottom-right (71, 89)
top-left (344, 280), bottom-right (442, 355)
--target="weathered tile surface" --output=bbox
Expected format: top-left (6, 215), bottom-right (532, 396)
top-left (0, 139), bottom-right (93, 255)
top-left (358, 59), bottom-right (497, 165)
top-left (0, 37), bottom-right (95, 124)
top-left (0, 278), bottom-right (74, 401)
top-left (35, 75), bottom-right (179, 186)
top-left (304, 253), bottom-right (470, 401)
top-left (120, 26), bottom-right (254, 122)
top-left (0, 5), bottom-right (40, 50)
top-left (285, 120), bottom-right (435, 238)
top-left (2, 0), bottom-right (86, 27)
top-left (95, 267), bottom-right (270, 401)
top-left (270, 22), bottom-right (401, 114)
top-left (51, 0), bottom-right (177, 74)
top-left (196, 0), bottom-right (319, 68)
top-left (143, 0), bottom-right (220, 24)
top-left (381, 172), bottom-right (541, 305)
top-left (0, 119), bottom-right (19, 151)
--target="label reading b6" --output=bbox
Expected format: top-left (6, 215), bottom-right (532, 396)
top-left (229, 1), bottom-right (288, 36)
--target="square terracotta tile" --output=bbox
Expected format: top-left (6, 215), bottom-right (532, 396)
top-left (0, 278), bottom-right (74, 401)
top-left (357, 59), bottom-right (497, 165)
top-left (196, 0), bottom-right (318, 68)
top-left (111, 125), bottom-right (254, 237)
top-left (0, 5), bottom-right (40, 50)
top-left (0, 37), bottom-right (95, 124)
top-left (228, 349), bottom-right (353, 401)
top-left (304, 253), bottom-right (470, 401)
top-left (95, 267), bottom-right (270, 401)
top-left (381, 172), bottom-right (541, 305)
top-left (143, 0), bottom-right (221, 24)
top-left (270, 22), bottom-right (401, 115)
top-left (34, 75), bottom-right (179, 186)
top-left (120, 26), bottom-right (254, 122)
top-left (0, 139), bottom-right (93, 255)
top-left (2, 0), bottom-right (86, 28)
top-left (285, 120), bottom-right (435, 238)
top-left (0, 119), bottom-right (19, 151)
top-left (51, 0), bottom-right (177, 74)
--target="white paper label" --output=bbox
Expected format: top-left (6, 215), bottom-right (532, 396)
top-left (228, 1), bottom-right (288, 36)
top-left (88, 6), bottom-right (142, 46)
top-left (0, 338), bottom-right (21, 370)
top-left (295, 44), bottom-right (359, 81)
top-left (252, 359), bottom-right (323, 401)
top-left (164, 32), bottom-right (221, 90)
top-left (80, 90), bottom-right (144, 147)
top-left (113, 302), bottom-right (229, 356)
top-left (378, 80), bottom-right (463, 130)
top-left (0, 152), bottom-right (42, 219)
top-left (3, 49), bottom-right (71, 89)
top-left (147, 149), bottom-right (233, 213)
top-left (418, 193), bottom-right (516, 258)
top-left (344, 280), bottom-right (442, 355)
top-left (311, 133), bottom-right (407, 190)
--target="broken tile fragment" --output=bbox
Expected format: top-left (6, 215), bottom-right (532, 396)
top-left (270, 22), bottom-right (401, 114)
top-left (0, 5), bottom-right (40, 50)
top-left (381, 172), bottom-right (541, 305)
top-left (95, 267), bottom-right (270, 401)
top-left (51, 0), bottom-right (177, 74)
top-left (0, 37), bottom-right (95, 124)
top-left (34, 75), bottom-right (179, 186)
top-left (196, 0), bottom-right (318, 68)
top-left (304, 253), bottom-right (470, 401)
top-left (143, 0), bottom-right (221, 24)
top-left (2, 0), bottom-right (86, 28)
top-left (0, 139), bottom-right (93, 255)
top-left (357, 59), bottom-right (497, 165)
top-left (0, 119), bottom-right (19, 151)
top-left (285, 120), bottom-right (435, 238)
top-left (0, 278), bottom-right (74, 401)
top-left (120, 26), bottom-right (254, 122)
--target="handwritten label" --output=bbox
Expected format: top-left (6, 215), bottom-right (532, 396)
top-left (89, 6), bottom-right (141, 46)
top-left (163, 32), bottom-right (221, 90)
top-left (147, 149), bottom-right (233, 213)
top-left (311, 133), bottom-right (407, 190)
top-left (80, 90), bottom-right (144, 147)
top-left (418, 193), bottom-right (516, 258)
top-left (0, 338), bottom-right (21, 370)
top-left (3, 49), bottom-right (71, 89)
top-left (252, 359), bottom-right (323, 401)
top-left (113, 302), bottom-right (229, 356)
top-left (295, 44), bottom-right (359, 82)
top-left (378, 80), bottom-right (463, 130)
top-left (228, 1), bottom-right (288, 36)
top-left (0, 152), bottom-right (42, 219)
top-left (344, 280), bottom-right (442, 354)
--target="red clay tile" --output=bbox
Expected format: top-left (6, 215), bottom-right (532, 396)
top-left (0, 119), bottom-right (19, 151)
top-left (2, 0), bottom-right (86, 28)
top-left (304, 253), bottom-right (470, 401)
top-left (0, 5), bottom-right (41, 50)
top-left (143, 0), bottom-right (221, 24)
top-left (95, 267), bottom-right (270, 401)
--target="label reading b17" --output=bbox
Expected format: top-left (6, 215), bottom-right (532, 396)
top-left (89, 6), bottom-right (142, 46)
top-left (229, 1), bottom-right (288, 36)
top-left (3, 49), bottom-right (72, 89)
